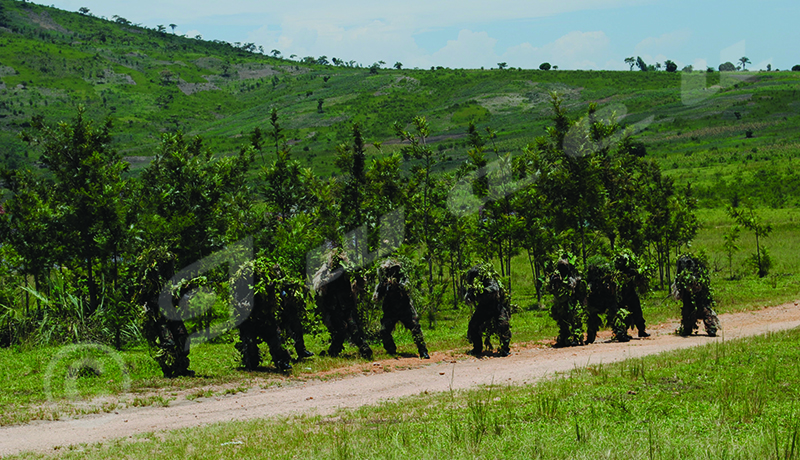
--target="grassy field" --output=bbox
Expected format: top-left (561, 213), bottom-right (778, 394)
top-left (9, 325), bottom-right (800, 459)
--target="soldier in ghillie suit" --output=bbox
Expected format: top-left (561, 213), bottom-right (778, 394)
top-left (372, 259), bottom-right (429, 359)
top-left (231, 260), bottom-right (306, 372)
top-left (615, 251), bottom-right (651, 338)
top-left (276, 269), bottom-right (315, 361)
top-left (464, 263), bottom-right (511, 357)
top-left (585, 257), bottom-right (631, 344)
top-left (547, 254), bottom-right (586, 347)
top-left (673, 254), bottom-right (721, 337)
top-left (139, 250), bottom-right (194, 378)
top-left (312, 249), bottom-right (373, 359)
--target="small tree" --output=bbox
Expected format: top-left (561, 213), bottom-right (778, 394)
top-left (739, 56), bottom-right (751, 70)
top-left (722, 225), bottom-right (741, 279)
top-left (497, 62), bottom-right (508, 70)
top-left (271, 49), bottom-right (281, 58)
top-left (78, 6), bottom-right (90, 15)
top-left (625, 57), bottom-right (636, 71)
top-left (156, 24), bottom-right (166, 33)
top-left (636, 56), bottom-right (648, 71)
top-left (728, 206), bottom-right (772, 277)
top-left (169, 23), bottom-right (177, 33)
top-left (539, 62), bottom-right (551, 71)
top-left (664, 60), bottom-right (678, 72)
top-left (719, 62), bottom-right (737, 72)
top-left (792, 65), bottom-right (800, 72)
top-left (317, 98), bottom-right (324, 113)
top-left (394, 62), bottom-right (403, 70)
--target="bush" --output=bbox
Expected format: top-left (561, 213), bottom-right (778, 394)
top-left (539, 62), bottom-right (551, 71)
top-left (745, 247), bottom-right (772, 277)
top-left (719, 62), bottom-right (737, 72)
top-left (792, 65), bottom-right (800, 72)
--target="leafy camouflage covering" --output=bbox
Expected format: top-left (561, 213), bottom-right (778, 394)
top-left (373, 258), bottom-right (429, 358)
top-left (547, 253), bottom-right (586, 347)
top-left (585, 256), bottom-right (630, 344)
top-left (673, 254), bottom-right (721, 336)
top-left (463, 263), bottom-right (511, 356)
top-left (138, 248), bottom-right (194, 378)
top-left (312, 248), bottom-right (373, 359)
top-left (614, 250), bottom-right (650, 338)
top-left (231, 258), bottom-right (312, 372)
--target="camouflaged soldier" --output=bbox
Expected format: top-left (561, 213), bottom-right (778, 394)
top-left (615, 251), bottom-right (650, 338)
top-left (464, 263), bottom-right (511, 357)
top-left (372, 259), bottom-right (430, 359)
top-left (547, 254), bottom-right (586, 347)
top-left (139, 250), bottom-right (194, 378)
top-left (231, 260), bottom-right (296, 372)
top-left (673, 254), bottom-right (721, 337)
top-left (312, 249), bottom-right (373, 359)
top-left (276, 269), bottom-right (315, 360)
top-left (585, 257), bottom-right (631, 344)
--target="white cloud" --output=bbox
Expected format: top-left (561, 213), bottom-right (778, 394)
top-left (634, 29), bottom-right (692, 56)
top-left (430, 30), bottom-right (499, 69)
top-left (502, 31), bottom-right (611, 70)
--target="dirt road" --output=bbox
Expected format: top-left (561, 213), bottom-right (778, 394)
top-left (2, 302), bottom-right (799, 456)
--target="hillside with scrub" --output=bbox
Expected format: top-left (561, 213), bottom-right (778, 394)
top-left (1, 0), bottom-right (800, 444)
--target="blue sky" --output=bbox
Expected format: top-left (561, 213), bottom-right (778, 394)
top-left (48, 0), bottom-right (799, 70)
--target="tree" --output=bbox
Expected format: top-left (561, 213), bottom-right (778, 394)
top-left (369, 62), bottom-right (380, 74)
top-left (169, 23), bottom-right (177, 34)
top-left (20, 108), bottom-right (129, 312)
top-left (722, 225), bottom-right (741, 279)
top-left (78, 6), bottom-right (90, 15)
top-left (317, 56), bottom-right (329, 66)
top-left (156, 24), bottom-right (166, 33)
top-left (664, 60), bottom-right (678, 72)
top-left (739, 56), bottom-right (751, 70)
top-left (728, 206), bottom-right (772, 277)
top-left (539, 62), bottom-right (551, 71)
top-left (625, 57), bottom-right (636, 71)
top-left (655, 62), bottom-right (662, 71)
top-left (497, 62), bottom-right (508, 70)
top-left (682, 65), bottom-right (694, 72)
top-left (317, 98), bottom-right (324, 113)
top-left (394, 62), bottom-right (403, 70)
top-left (636, 56), bottom-right (648, 71)
top-left (719, 62), bottom-right (737, 71)
top-left (793, 65), bottom-right (800, 72)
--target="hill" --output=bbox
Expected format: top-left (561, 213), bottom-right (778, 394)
top-left (1, 0), bottom-right (799, 206)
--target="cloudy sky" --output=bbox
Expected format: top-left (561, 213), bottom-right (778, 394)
top-left (48, 0), bottom-right (798, 70)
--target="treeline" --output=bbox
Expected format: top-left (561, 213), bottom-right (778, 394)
top-left (0, 95), bottom-right (698, 349)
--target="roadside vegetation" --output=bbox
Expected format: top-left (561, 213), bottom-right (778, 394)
top-left (9, 328), bottom-right (800, 459)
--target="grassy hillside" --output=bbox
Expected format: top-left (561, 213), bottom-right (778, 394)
top-left (2, 0), bottom-right (800, 205)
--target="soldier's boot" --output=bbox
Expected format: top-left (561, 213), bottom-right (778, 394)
top-left (585, 328), bottom-right (597, 345)
top-left (359, 344), bottom-right (373, 360)
top-left (417, 343), bottom-right (430, 359)
top-left (296, 348), bottom-right (315, 359)
top-left (638, 328), bottom-right (650, 338)
top-left (381, 330), bottom-right (398, 355)
top-left (499, 339), bottom-right (511, 357)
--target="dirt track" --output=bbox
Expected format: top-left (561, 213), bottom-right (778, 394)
top-left (2, 302), bottom-right (799, 456)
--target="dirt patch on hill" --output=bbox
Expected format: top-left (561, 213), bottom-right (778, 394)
top-left (25, 11), bottom-right (72, 35)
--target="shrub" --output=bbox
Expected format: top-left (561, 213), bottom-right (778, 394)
top-left (792, 65), bottom-right (800, 72)
top-left (539, 62), bottom-right (551, 71)
top-left (719, 62), bottom-right (737, 72)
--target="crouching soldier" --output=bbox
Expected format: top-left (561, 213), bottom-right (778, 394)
top-left (673, 254), bottom-right (721, 337)
top-left (464, 263), bottom-right (511, 357)
top-left (232, 260), bottom-right (296, 372)
top-left (312, 249), bottom-right (373, 359)
top-left (586, 257), bottom-right (630, 344)
top-left (373, 259), bottom-right (430, 359)
top-left (547, 254), bottom-right (586, 347)
top-left (139, 250), bottom-right (194, 378)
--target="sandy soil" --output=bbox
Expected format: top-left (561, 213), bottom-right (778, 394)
top-left (2, 302), bottom-right (799, 456)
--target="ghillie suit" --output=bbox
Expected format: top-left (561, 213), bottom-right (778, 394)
top-left (615, 251), bottom-right (650, 338)
top-left (673, 254), bottom-right (721, 337)
top-left (547, 254), bottom-right (586, 347)
top-left (277, 272), bottom-right (315, 361)
top-left (312, 249), bottom-right (373, 359)
top-left (585, 257), bottom-right (630, 344)
top-left (231, 260), bottom-right (299, 372)
top-left (464, 263), bottom-right (511, 357)
top-left (372, 259), bottom-right (429, 359)
top-left (139, 250), bottom-right (194, 378)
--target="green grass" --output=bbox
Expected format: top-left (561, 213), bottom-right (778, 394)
top-left (11, 327), bottom-right (800, 459)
